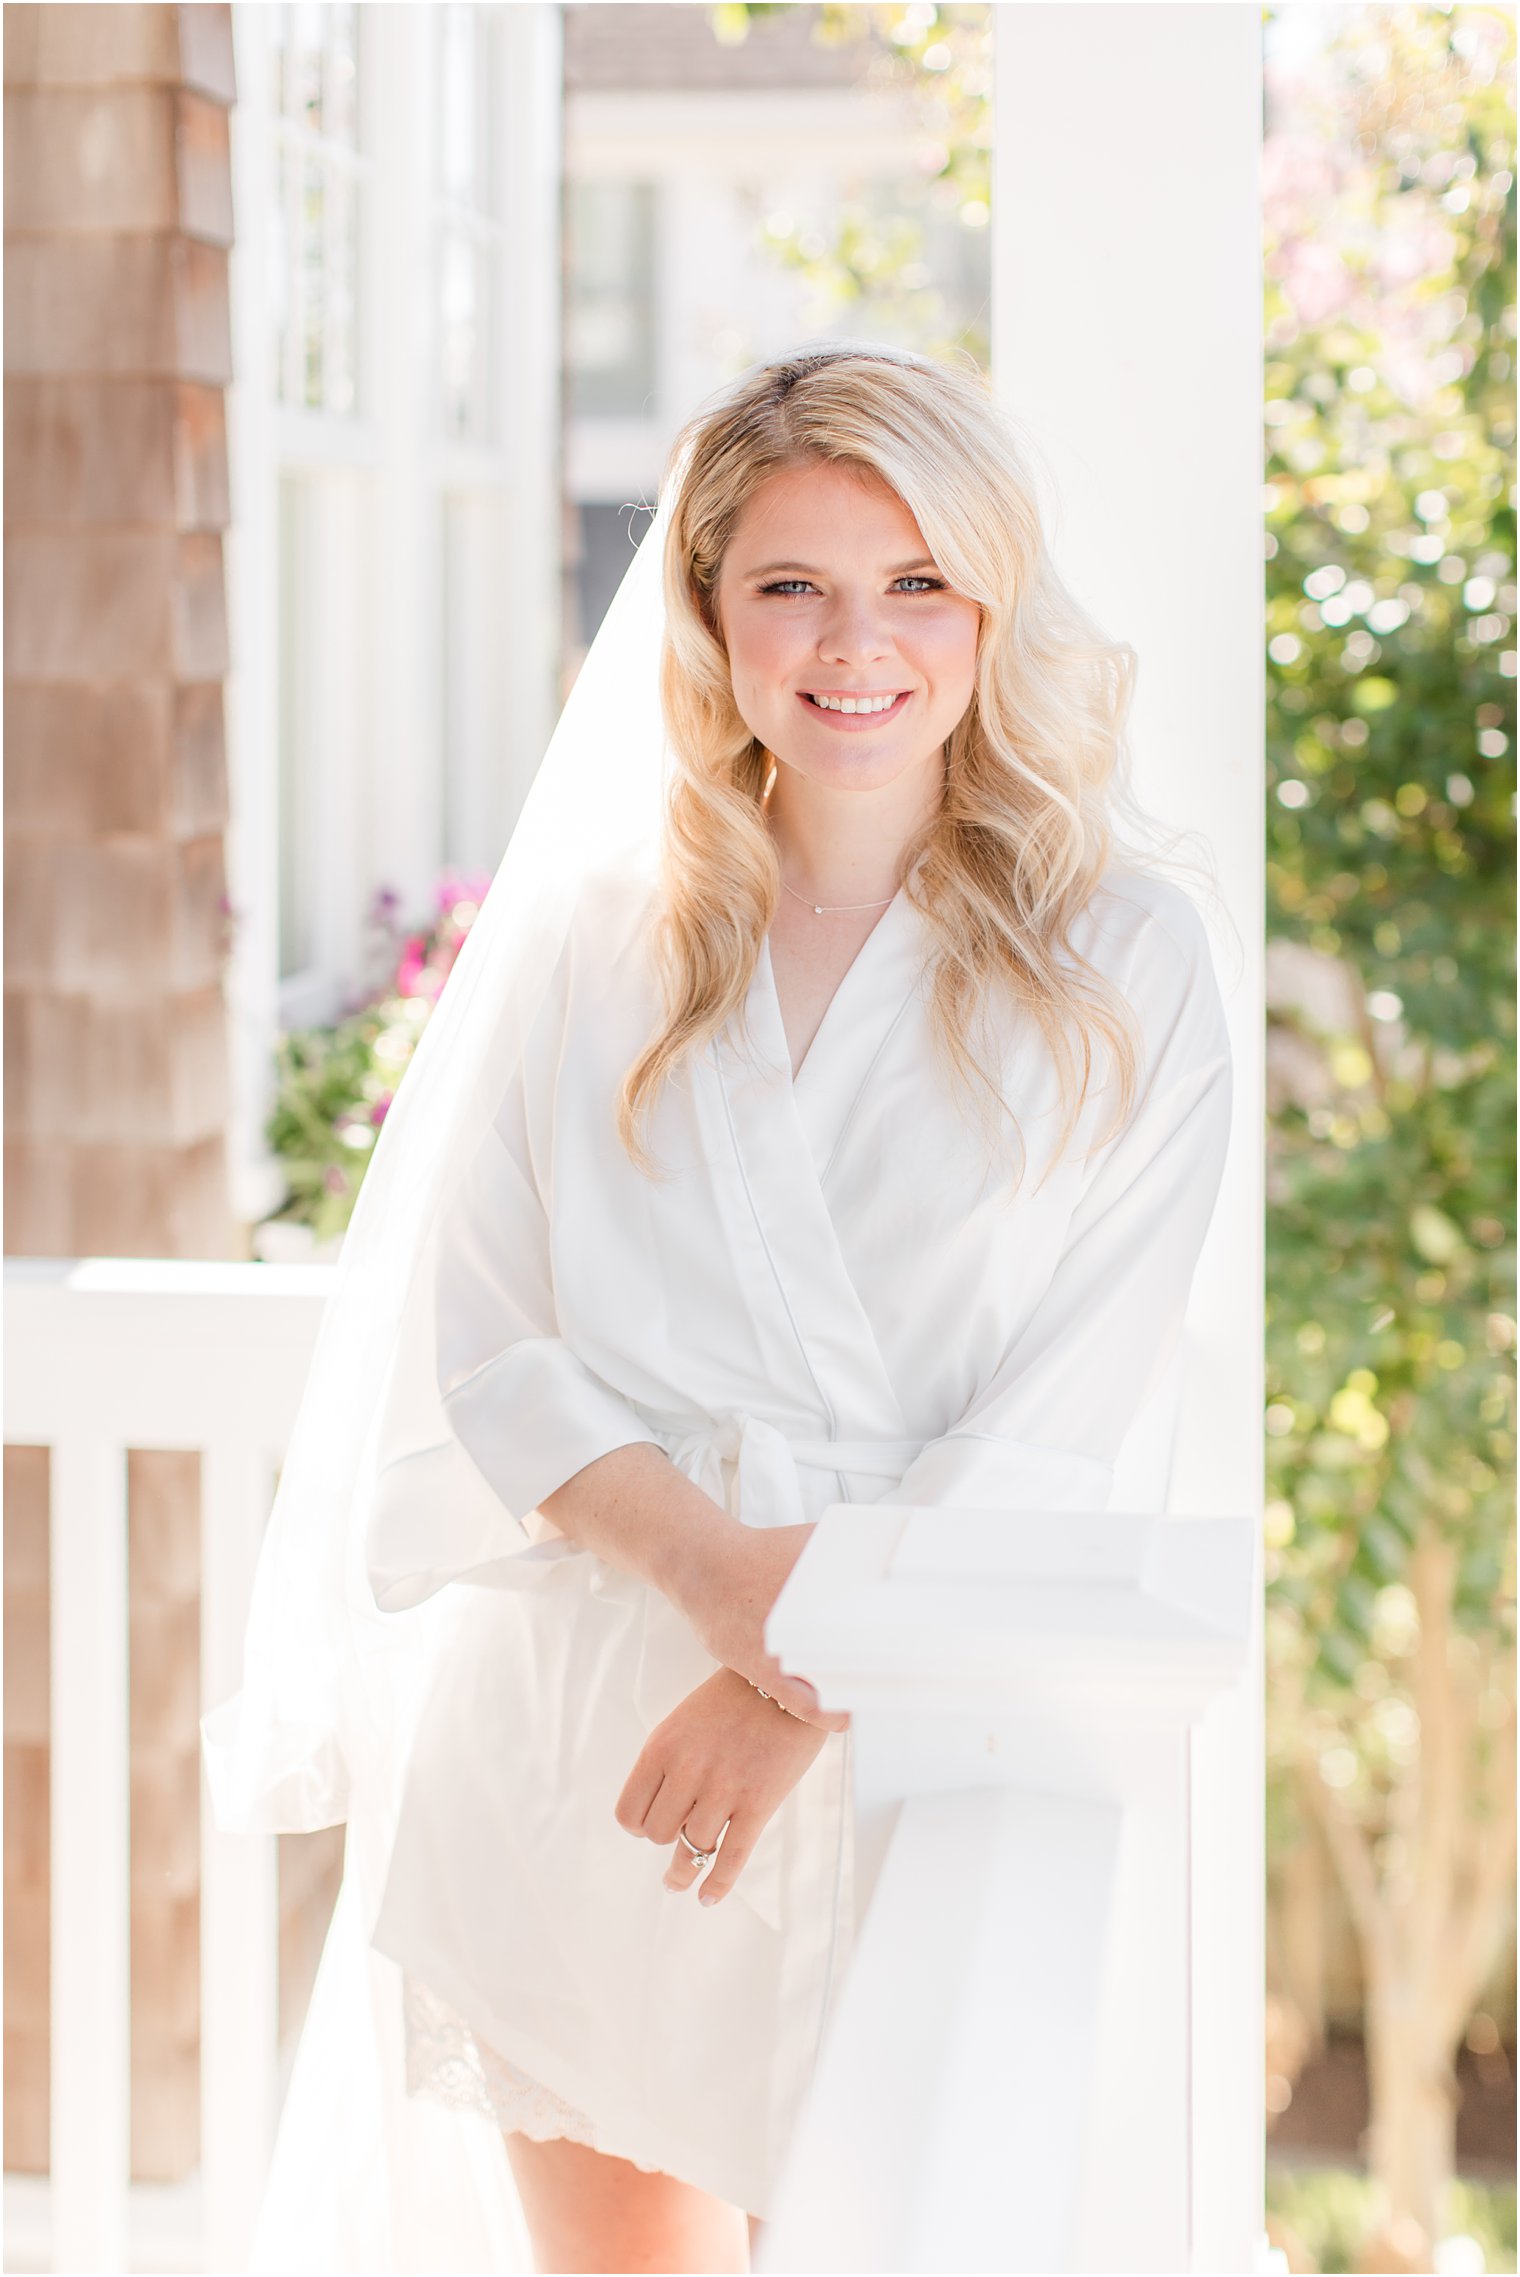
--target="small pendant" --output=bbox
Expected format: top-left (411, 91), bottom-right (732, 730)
top-left (814, 904), bottom-right (824, 917)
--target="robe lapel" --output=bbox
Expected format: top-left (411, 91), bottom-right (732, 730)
top-left (776, 887), bottom-right (928, 1185)
top-left (700, 890), bottom-right (927, 1444)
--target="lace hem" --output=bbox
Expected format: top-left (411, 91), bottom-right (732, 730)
top-left (400, 1972), bottom-right (665, 2173)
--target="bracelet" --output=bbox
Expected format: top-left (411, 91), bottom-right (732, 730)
top-left (750, 1679), bottom-right (800, 1718)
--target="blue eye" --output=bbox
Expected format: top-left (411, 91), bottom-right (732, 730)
top-left (756, 576), bottom-right (947, 597)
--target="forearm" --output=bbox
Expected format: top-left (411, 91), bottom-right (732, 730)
top-left (536, 1440), bottom-right (743, 1615)
top-left (538, 1441), bottom-right (833, 1725)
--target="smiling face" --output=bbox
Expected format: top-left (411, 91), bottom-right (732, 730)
top-left (712, 459), bottom-right (982, 803)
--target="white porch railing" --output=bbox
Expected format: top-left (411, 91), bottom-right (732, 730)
top-left (3, 1258), bottom-right (335, 2277)
top-left (758, 1499), bottom-right (1267, 2275)
top-left (6, 1259), bottom-right (1267, 2276)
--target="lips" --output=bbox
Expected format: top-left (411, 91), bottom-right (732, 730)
top-left (798, 689), bottom-right (912, 727)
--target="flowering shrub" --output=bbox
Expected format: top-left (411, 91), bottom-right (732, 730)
top-left (261, 870), bottom-right (491, 1243)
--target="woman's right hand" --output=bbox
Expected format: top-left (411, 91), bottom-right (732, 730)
top-left (675, 1519), bottom-right (849, 1733)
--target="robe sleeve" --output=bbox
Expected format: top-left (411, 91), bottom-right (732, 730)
top-left (890, 897), bottom-right (1234, 1517)
top-left (425, 979), bottom-right (668, 1566)
top-left (429, 1038), bottom-right (666, 1560)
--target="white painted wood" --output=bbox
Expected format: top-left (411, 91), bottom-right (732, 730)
top-left (990, 2), bottom-right (1264, 1536)
top-left (760, 1503), bottom-right (1256, 2274)
top-left (364, 3), bottom-right (443, 931)
top-left (5, 1261), bottom-right (332, 2274)
top-left (759, 1785), bottom-right (1124, 2274)
top-left (988, 10), bottom-right (1266, 2264)
top-left (498, 1), bottom-right (564, 839)
top-left (3, 2170), bottom-right (208, 2277)
top-left (224, 1), bottom-right (287, 1230)
top-left (1190, 1583), bottom-right (1266, 2271)
top-left (48, 1436), bottom-right (131, 2275)
top-left (199, 1440), bottom-right (282, 2275)
top-left (3, 1261), bottom-right (333, 1452)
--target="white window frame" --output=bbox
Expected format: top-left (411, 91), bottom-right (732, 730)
top-left (223, 2), bottom-right (563, 1231)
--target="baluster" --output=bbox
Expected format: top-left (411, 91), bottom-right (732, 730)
top-left (50, 1435), bottom-right (130, 2273)
top-left (200, 1438), bottom-right (281, 2273)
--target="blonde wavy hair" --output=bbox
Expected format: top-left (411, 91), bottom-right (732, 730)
top-left (618, 341), bottom-right (1213, 1192)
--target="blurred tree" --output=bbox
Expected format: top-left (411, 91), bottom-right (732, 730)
top-left (1263, 5), bottom-right (1515, 2263)
top-left (709, 3), bottom-right (991, 365)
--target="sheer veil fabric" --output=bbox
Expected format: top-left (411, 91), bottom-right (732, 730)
top-left (200, 364), bottom-right (1235, 2262)
top-left (201, 463), bottom-right (685, 2270)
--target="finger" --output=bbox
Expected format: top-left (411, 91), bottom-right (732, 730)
top-left (643, 1777), bottom-right (699, 1848)
top-left (614, 1754), bottom-right (665, 1836)
top-left (663, 1812), bottom-right (729, 1894)
top-left (692, 1810), bottom-right (759, 1908)
top-left (633, 1773), bottom-right (672, 1839)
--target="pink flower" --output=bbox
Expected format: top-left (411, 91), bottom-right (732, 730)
top-left (396, 937), bottom-right (428, 996)
top-left (1280, 237), bottom-right (1352, 327)
top-left (435, 870), bottom-right (492, 920)
top-left (371, 1094), bottom-right (392, 1126)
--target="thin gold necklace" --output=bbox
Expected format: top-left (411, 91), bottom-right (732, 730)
top-left (780, 876), bottom-right (898, 918)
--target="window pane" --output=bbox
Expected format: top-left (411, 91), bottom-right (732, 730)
top-left (299, 157), bottom-right (325, 409)
top-left (292, 0), bottom-right (324, 130)
top-left (270, 4), bottom-right (362, 415)
top-left (565, 182), bottom-right (657, 418)
top-left (438, 6), bottom-right (480, 208)
top-left (268, 2), bottom-right (290, 116)
top-left (440, 231), bottom-right (490, 442)
top-left (326, 2), bottom-right (359, 148)
top-left (271, 139), bottom-right (293, 400)
top-left (327, 167), bottom-right (358, 416)
top-left (572, 501), bottom-right (655, 652)
top-left (277, 478), bottom-right (317, 980)
top-left (441, 493), bottom-right (470, 865)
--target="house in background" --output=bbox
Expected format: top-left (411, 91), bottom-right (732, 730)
top-left (226, 0), bottom-right (987, 1243)
top-left (561, 2), bottom-right (988, 647)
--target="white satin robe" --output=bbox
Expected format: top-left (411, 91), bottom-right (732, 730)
top-left (366, 857), bottom-right (1233, 2220)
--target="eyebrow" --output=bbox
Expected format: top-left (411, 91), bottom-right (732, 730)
top-left (741, 556), bottom-right (941, 579)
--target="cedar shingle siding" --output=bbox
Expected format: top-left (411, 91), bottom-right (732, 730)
top-left (4, 0), bottom-right (236, 2184)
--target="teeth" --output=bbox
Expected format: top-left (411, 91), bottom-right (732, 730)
top-left (807, 692), bottom-right (901, 714)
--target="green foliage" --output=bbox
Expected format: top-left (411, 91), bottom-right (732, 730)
top-left (712, 4), bottom-right (991, 366)
top-left (1263, 8), bottom-right (1516, 1732)
top-left (261, 874), bottom-right (491, 1245)
top-left (1267, 2159), bottom-right (1517, 2274)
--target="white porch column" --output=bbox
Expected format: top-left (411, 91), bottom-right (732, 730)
top-left (988, 11), bottom-right (1266, 2269)
top-left (758, 1503), bottom-right (1258, 2275)
top-left (989, 0), bottom-right (1264, 1527)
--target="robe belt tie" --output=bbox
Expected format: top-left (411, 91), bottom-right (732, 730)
top-left (655, 1412), bottom-right (926, 1531)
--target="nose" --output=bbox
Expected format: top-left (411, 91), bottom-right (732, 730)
top-left (817, 589), bottom-right (896, 668)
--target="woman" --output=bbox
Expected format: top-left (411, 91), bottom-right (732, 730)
top-left (206, 344), bottom-right (1233, 2275)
